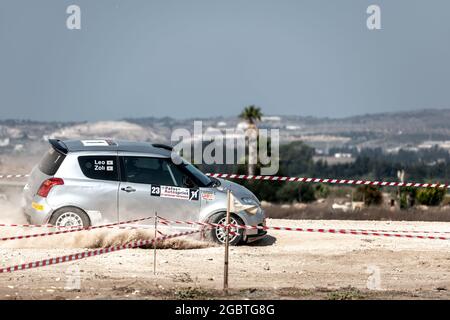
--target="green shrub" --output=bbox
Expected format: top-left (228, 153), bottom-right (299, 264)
top-left (275, 183), bottom-right (316, 203)
top-left (415, 188), bottom-right (446, 206)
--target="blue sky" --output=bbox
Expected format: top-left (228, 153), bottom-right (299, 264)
top-left (0, 0), bottom-right (449, 121)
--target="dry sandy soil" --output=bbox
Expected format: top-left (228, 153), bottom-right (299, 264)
top-left (1, 216), bottom-right (450, 300)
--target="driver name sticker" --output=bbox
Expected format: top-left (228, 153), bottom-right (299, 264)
top-left (150, 185), bottom-right (199, 201)
top-left (92, 159), bottom-right (114, 171)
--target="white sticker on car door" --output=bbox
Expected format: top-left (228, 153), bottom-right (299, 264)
top-left (150, 184), bottom-right (199, 201)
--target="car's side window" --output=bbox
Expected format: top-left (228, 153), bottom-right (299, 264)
top-left (164, 160), bottom-right (186, 186)
top-left (78, 156), bottom-right (119, 181)
top-left (122, 156), bottom-right (185, 186)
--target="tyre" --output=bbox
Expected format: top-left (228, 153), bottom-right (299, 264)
top-left (208, 213), bottom-right (245, 245)
top-left (49, 207), bottom-right (90, 228)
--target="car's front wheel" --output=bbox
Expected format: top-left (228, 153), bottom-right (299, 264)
top-left (49, 207), bottom-right (90, 228)
top-left (208, 213), bottom-right (245, 245)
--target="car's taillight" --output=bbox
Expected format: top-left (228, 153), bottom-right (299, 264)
top-left (37, 178), bottom-right (64, 198)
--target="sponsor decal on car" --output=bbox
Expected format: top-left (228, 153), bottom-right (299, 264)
top-left (81, 140), bottom-right (110, 147)
top-left (32, 202), bottom-right (44, 211)
top-left (81, 139), bottom-right (116, 147)
top-left (150, 184), bottom-right (199, 201)
top-left (201, 191), bottom-right (215, 201)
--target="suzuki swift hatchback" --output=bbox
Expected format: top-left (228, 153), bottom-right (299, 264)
top-left (23, 139), bottom-right (266, 245)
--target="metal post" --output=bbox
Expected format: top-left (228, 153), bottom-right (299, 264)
top-left (153, 211), bottom-right (158, 275)
top-left (223, 190), bottom-right (231, 294)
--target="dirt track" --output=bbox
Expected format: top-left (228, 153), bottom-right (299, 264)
top-left (2, 218), bottom-right (450, 299)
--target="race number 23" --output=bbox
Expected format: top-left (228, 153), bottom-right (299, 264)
top-left (151, 185), bottom-right (161, 196)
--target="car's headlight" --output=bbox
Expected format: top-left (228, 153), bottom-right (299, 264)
top-left (240, 197), bottom-right (259, 207)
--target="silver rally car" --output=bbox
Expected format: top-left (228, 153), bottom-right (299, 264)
top-left (23, 139), bottom-right (266, 244)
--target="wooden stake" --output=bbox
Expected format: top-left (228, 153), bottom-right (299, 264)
top-left (223, 190), bottom-right (231, 294)
top-left (153, 211), bottom-right (158, 275)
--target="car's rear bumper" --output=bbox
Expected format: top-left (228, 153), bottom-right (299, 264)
top-left (23, 197), bottom-right (53, 225)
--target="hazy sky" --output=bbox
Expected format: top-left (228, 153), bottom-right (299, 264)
top-left (1, 0), bottom-right (449, 121)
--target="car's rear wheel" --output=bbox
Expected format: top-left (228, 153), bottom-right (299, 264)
top-left (49, 207), bottom-right (90, 228)
top-left (208, 213), bottom-right (245, 245)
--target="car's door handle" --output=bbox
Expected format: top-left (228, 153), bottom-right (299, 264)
top-left (121, 186), bottom-right (136, 193)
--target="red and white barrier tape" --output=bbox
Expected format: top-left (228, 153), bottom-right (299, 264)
top-left (159, 217), bottom-right (239, 237)
top-left (159, 217), bottom-right (450, 241)
top-left (229, 224), bottom-right (450, 241)
top-left (0, 223), bottom-right (154, 233)
top-left (117, 222), bottom-right (450, 236)
top-left (2, 171), bottom-right (448, 189)
top-left (0, 174), bottom-right (29, 179)
top-left (0, 216), bottom-right (154, 242)
top-left (344, 228), bottom-right (450, 235)
top-left (206, 173), bottom-right (450, 189)
top-left (0, 216), bottom-right (154, 230)
top-left (0, 222), bottom-right (55, 229)
top-left (159, 217), bottom-right (216, 229)
top-left (0, 229), bottom-right (203, 274)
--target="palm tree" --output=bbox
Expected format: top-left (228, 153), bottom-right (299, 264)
top-left (239, 105), bottom-right (263, 127)
top-left (239, 105), bottom-right (263, 175)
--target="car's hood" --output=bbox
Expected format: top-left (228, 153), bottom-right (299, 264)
top-left (215, 178), bottom-right (260, 204)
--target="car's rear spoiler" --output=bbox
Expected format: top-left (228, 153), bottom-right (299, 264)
top-left (49, 139), bottom-right (69, 155)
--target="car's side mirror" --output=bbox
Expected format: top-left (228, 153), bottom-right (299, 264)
top-left (183, 176), bottom-right (196, 188)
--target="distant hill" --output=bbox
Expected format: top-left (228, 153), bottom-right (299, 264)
top-left (122, 108), bottom-right (450, 134)
top-left (3, 108), bottom-right (450, 134)
top-left (306, 109), bottom-right (450, 134)
top-left (1, 108), bottom-right (450, 154)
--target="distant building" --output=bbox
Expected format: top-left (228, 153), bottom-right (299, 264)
top-left (418, 140), bottom-right (450, 151)
top-left (14, 144), bottom-right (24, 152)
top-left (236, 122), bottom-right (249, 130)
top-left (334, 153), bottom-right (352, 158)
top-left (261, 116), bottom-right (281, 122)
top-left (402, 146), bottom-right (419, 152)
top-left (0, 138), bottom-right (10, 147)
top-left (386, 147), bottom-right (401, 154)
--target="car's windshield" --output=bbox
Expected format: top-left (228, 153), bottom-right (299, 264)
top-left (180, 161), bottom-right (213, 187)
top-left (172, 156), bottom-right (216, 187)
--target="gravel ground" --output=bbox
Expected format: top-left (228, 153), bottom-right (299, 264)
top-left (1, 218), bottom-right (450, 299)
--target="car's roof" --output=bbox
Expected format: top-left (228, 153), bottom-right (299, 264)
top-left (50, 139), bottom-right (172, 156)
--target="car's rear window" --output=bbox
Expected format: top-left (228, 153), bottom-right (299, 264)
top-left (78, 156), bottom-right (119, 181)
top-left (38, 148), bottom-right (66, 176)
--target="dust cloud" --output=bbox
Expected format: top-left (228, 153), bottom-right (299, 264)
top-left (0, 189), bottom-right (213, 250)
top-left (0, 228), bottom-right (213, 250)
top-left (0, 189), bottom-right (28, 224)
